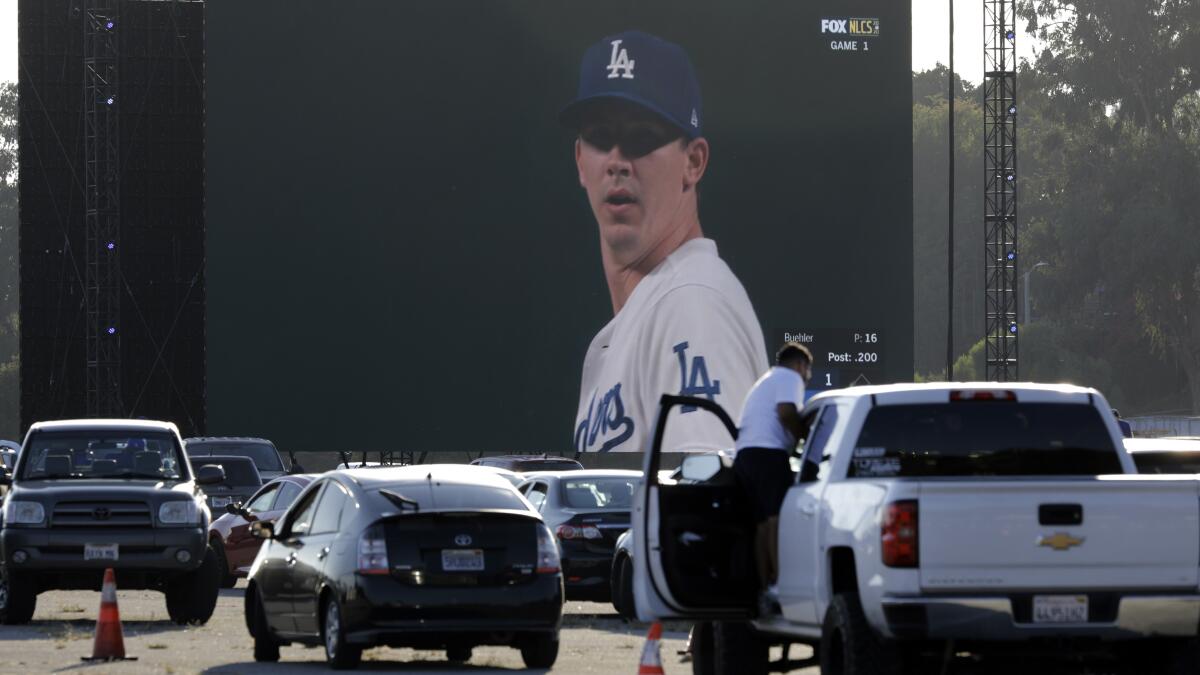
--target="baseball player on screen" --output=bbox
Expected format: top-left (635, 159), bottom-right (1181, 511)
top-left (562, 30), bottom-right (768, 454)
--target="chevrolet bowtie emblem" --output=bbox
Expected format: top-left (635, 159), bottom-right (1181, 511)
top-left (1038, 532), bottom-right (1084, 551)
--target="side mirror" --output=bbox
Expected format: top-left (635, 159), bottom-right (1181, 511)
top-left (224, 502), bottom-right (242, 516)
top-left (288, 451), bottom-right (306, 474)
top-left (798, 460), bottom-right (820, 483)
top-left (195, 464), bottom-right (226, 486)
top-left (250, 520), bottom-right (275, 540)
top-left (0, 466), bottom-right (11, 486)
top-left (679, 454), bottom-right (722, 483)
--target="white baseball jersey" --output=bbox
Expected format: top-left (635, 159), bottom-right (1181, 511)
top-left (574, 238), bottom-right (768, 453)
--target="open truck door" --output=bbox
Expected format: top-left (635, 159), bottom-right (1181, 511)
top-left (633, 394), bottom-right (756, 621)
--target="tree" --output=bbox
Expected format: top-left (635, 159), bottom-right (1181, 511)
top-left (0, 81), bottom-right (17, 438)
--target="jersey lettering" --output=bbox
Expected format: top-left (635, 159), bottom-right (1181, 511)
top-left (574, 383), bottom-right (636, 453)
top-left (673, 341), bottom-right (721, 412)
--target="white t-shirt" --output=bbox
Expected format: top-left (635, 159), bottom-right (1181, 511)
top-left (574, 238), bottom-right (768, 454)
top-left (734, 366), bottom-right (806, 452)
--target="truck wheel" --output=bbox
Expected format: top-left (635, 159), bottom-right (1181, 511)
top-left (519, 632), bottom-right (560, 669)
top-left (0, 570), bottom-right (36, 625)
top-left (611, 553), bottom-right (636, 620)
top-left (246, 585), bottom-right (280, 662)
top-left (820, 593), bottom-right (900, 675)
top-left (712, 621), bottom-right (768, 675)
top-left (165, 545), bottom-right (221, 625)
top-left (211, 539), bottom-right (237, 589)
top-left (690, 622), bottom-right (716, 675)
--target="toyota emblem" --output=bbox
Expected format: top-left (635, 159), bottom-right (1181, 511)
top-left (93, 507), bottom-right (111, 520)
top-left (454, 534), bottom-right (472, 547)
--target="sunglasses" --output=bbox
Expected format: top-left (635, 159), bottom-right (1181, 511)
top-left (579, 122), bottom-right (684, 159)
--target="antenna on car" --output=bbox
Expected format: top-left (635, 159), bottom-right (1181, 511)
top-left (425, 472), bottom-right (438, 509)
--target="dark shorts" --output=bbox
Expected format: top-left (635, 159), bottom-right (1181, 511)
top-left (733, 447), bottom-right (795, 523)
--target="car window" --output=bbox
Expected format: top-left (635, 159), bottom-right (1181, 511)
top-left (802, 405), bottom-right (840, 481)
top-left (1132, 452), bottom-right (1200, 474)
top-left (186, 442), bottom-right (283, 472)
top-left (275, 481), bottom-right (303, 510)
top-left (526, 482), bottom-right (548, 511)
top-left (245, 483), bottom-right (280, 513)
top-left (285, 482), bottom-right (325, 537)
top-left (560, 477), bottom-right (637, 510)
top-left (192, 458), bottom-right (261, 487)
top-left (310, 481), bottom-right (350, 534)
top-left (848, 403), bottom-right (1122, 478)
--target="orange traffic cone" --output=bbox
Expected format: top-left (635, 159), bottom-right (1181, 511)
top-left (637, 621), bottom-right (665, 674)
top-left (82, 568), bottom-right (135, 662)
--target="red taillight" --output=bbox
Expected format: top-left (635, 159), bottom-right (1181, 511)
top-left (356, 525), bottom-right (390, 575)
top-left (536, 525), bottom-right (561, 574)
top-left (950, 390), bottom-right (1016, 402)
top-left (882, 500), bottom-right (918, 568)
top-left (556, 524), bottom-right (601, 540)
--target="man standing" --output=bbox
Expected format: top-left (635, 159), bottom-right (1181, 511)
top-left (734, 343), bottom-right (813, 590)
top-left (561, 31), bottom-right (768, 454)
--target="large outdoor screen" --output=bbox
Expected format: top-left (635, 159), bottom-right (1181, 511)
top-left (206, 0), bottom-right (913, 453)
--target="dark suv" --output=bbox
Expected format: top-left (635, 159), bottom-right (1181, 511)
top-left (185, 437), bottom-right (296, 481)
top-left (0, 419), bottom-right (225, 625)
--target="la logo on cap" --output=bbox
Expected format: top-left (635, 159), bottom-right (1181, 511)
top-left (606, 39), bottom-right (635, 79)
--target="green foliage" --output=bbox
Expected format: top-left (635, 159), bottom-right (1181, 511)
top-left (0, 81), bottom-right (16, 438)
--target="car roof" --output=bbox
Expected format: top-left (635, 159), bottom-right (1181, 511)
top-left (1124, 438), bottom-right (1200, 453)
top-left (190, 454), bottom-right (258, 465)
top-left (184, 437), bottom-right (276, 445)
top-left (807, 381), bottom-right (1101, 406)
top-left (520, 469), bottom-right (643, 480)
top-left (473, 454), bottom-right (579, 462)
top-left (267, 473), bottom-right (318, 486)
top-left (338, 463), bottom-right (520, 490)
top-left (30, 419), bottom-right (179, 433)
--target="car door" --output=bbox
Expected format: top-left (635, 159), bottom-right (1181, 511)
top-left (271, 480), bottom-right (325, 636)
top-left (778, 401), bottom-right (842, 626)
top-left (225, 482), bottom-right (280, 572)
top-left (256, 481), bottom-right (320, 635)
top-left (291, 479), bottom-right (349, 636)
top-left (634, 394), bottom-right (755, 620)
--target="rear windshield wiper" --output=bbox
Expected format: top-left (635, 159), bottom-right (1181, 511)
top-left (379, 489), bottom-right (420, 512)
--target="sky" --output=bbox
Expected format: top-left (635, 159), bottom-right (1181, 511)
top-left (0, 0), bottom-right (1035, 89)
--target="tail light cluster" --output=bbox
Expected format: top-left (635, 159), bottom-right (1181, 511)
top-left (357, 524), bottom-right (390, 575)
top-left (536, 525), bottom-right (561, 574)
top-left (882, 500), bottom-right (919, 568)
top-left (556, 524), bottom-right (602, 540)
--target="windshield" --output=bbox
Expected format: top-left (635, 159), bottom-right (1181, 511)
top-left (191, 457), bottom-right (262, 487)
top-left (560, 476), bottom-right (637, 510)
top-left (21, 431), bottom-right (186, 481)
top-left (1132, 452), bottom-right (1200, 474)
top-left (187, 442), bottom-right (283, 472)
top-left (848, 403), bottom-right (1123, 478)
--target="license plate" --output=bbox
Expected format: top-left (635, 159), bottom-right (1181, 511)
top-left (1033, 595), bottom-right (1088, 623)
top-left (441, 549), bottom-right (484, 572)
top-left (84, 543), bottom-right (119, 561)
top-left (211, 496), bottom-right (232, 508)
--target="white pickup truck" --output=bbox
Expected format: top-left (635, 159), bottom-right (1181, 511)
top-left (633, 383), bottom-right (1200, 674)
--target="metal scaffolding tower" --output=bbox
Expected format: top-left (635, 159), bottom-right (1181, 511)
top-left (983, 0), bottom-right (1018, 381)
top-left (84, 1), bottom-right (123, 417)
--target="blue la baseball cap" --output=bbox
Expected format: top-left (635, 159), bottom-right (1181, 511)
top-left (560, 30), bottom-right (703, 139)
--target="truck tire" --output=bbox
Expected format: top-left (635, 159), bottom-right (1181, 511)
top-left (611, 553), bottom-right (636, 620)
top-left (712, 621), bottom-right (768, 675)
top-left (820, 593), bottom-right (901, 675)
top-left (165, 545), bottom-right (221, 625)
top-left (0, 569), bottom-right (36, 625)
top-left (690, 622), bottom-right (716, 675)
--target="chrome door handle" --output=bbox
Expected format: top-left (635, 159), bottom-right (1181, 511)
top-left (316, 547), bottom-right (330, 560)
top-left (799, 502), bottom-right (818, 516)
top-left (286, 553), bottom-right (298, 566)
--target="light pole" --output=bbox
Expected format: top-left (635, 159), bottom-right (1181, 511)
top-left (1023, 261), bottom-right (1050, 324)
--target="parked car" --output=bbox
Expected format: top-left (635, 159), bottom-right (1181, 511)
top-left (465, 464), bottom-right (524, 488)
top-left (0, 419), bottom-right (224, 625)
top-left (244, 465), bottom-right (563, 668)
top-left (0, 440), bottom-right (20, 470)
top-left (1125, 437), bottom-right (1200, 473)
top-left (190, 455), bottom-right (263, 514)
top-left (636, 385), bottom-right (1200, 674)
top-left (471, 454), bottom-right (584, 472)
top-left (185, 437), bottom-right (297, 480)
top-left (519, 470), bottom-right (639, 601)
top-left (208, 473), bottom-right (315, 588)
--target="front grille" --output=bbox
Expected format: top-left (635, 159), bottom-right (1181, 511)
top-left (52, 501), bottom-right (153, 528)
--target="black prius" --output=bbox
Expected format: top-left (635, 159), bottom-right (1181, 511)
top-left (243, 464), bottom-right (563, 670)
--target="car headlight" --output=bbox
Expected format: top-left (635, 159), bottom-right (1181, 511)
top-left (3, 500), bottom-right (46, 526)
top-left (158, 501), bottom-right (199, 526)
